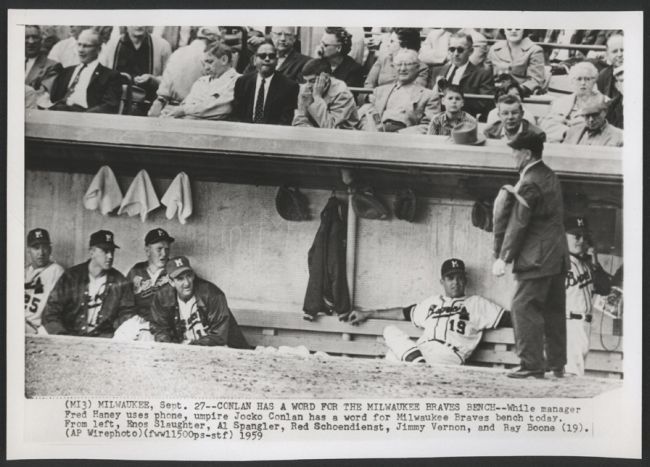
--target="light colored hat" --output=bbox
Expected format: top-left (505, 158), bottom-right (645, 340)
top-left (197, 26), bottom-right (222, 42)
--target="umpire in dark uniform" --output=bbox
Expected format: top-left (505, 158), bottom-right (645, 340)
top-left (492, 131), bottom-right (569, 379)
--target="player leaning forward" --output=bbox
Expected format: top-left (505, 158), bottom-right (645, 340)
top-left (149, 256), bottom-right (250, 348)
top-left (42, 230), bottom-right (135, 336)
top-left (344, 259), bottom-right (510, 364)
top-left (113, 228), bottom-right (174, 341)
top-left (24, 228), bottom-right (64, 334)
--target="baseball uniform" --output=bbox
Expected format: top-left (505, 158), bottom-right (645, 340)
top-left (384, 294), bottom-right (505, 365)
top-left (24, 262), bottom-right (65, 333)
top-left (565, 254), bottom-right (595, 375)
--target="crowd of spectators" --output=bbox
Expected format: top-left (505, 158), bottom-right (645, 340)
top-left (25, 25), bottom-right (625, 147)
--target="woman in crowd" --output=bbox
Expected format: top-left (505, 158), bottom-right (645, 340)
top-left (364, 28), bottom-right (428, 89)
top-left (539, 61), bottom-right (607, 143)
top-left (487, 28), bottom-right (546, 96)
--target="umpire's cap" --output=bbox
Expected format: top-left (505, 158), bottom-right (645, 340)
top-left (275, 185), bottom-right (310, 221)
top-left (27, 228), bottom-right (51, 247)
top-left (89, 230), bottom-right (120, 249)
top-left (441, 258), bottom-right (466, 277)
top-left (507, 130), bottom-right (544, 155)
top-left (352, 187), bottom-right (389, 220)
top-left (145, 228), bottom-right (175, 245)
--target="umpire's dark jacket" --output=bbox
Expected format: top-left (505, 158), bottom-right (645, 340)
top-left (42, 261), bottom-right (135, 336)
top-left (149, 278), bottom-right (250, 348)
top-left (303, 196), bottom-right (351, 317)
top-left (496, 160), bottom-right (569, 280)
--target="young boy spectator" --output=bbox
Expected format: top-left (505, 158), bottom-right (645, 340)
top-left (426, 85), bottom-right (476, 136)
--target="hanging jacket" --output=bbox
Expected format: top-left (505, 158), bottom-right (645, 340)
top-left (303, 196), bottom-right (351, 317)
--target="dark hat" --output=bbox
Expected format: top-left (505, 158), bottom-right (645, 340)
top-left (441, 258), bottom-right (466, 277)
top-left (471, 201), bottom-right (493, 232)
top-left (352, 187), bottom-right (389, 220)
top-left (27, 228), bottom-right (51, 247)
top-left (394, 188), bottom-right (417, 222)
top-left (450, 122), bottom-right (486, 146)
top-left (145, 228), bottom-right (175, 245)
top-left (275, 185), bottom-right (310, 221)
top-left (507, 130), bottom-right (544, 154)
top-left (565, 216), bottom-right (590, 235)
top-left (89, 230), bottom-right (120, 249)
top-left (165, 255), bottom-right (193, 279)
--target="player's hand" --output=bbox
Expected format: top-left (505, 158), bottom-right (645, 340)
top-left (341, 309), bottom-right (372, 325)
top-left (492, 258), bottom-right (506, 277)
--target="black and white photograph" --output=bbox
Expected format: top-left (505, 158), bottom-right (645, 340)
top-left (7, 7), bottom-right (642, 461)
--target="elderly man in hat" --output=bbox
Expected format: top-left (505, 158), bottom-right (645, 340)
top-left (563, 100), bottom-right (623, 147)
top-left (113, 228), bottom-right (174, 341)
top-left (42, 230), bottom-right (135, 337)
top-left (150, 256), bottom-right (249, 348)
top-left (361, 48), bottom-right (440, 133)
top-left (344, 258), bottom-right (510, 365)
top-left (492, 131), bottom-right (569, 379)
top-left (564, 216), bottom-right (612, 376)
top-left (24, 228), bottom-right (65, 334)
top-left (292, 58), bottom-right (360, 129)
top-left (148, 26), bottom-right (222, 116)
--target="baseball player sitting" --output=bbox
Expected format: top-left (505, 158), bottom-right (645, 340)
top-left (149, 256), bottom-right (250, 348)
top-left (24, 228), bottom-right (65, 334)
top-left (42, 230), bottom-right (136, 337)
top-left (564, 216), bottom-right (611, 376)
top-left (113, 228), bottom-right (174, 341)
top-left (343, 258), bottom-right (511, 365)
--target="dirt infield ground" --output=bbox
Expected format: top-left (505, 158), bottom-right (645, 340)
top-left (25, 336), bottom-right (621, 399)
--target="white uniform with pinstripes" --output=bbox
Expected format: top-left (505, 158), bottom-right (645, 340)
top-left (565, 255), bottom-right (595, 375)
top-left (384, 295), bottom-right (504, 365)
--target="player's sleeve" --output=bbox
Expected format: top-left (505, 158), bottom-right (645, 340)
top-left (410, 297), bottom-right (434, 329)
top-left (401, 304), bottom-right (417, 321)
top-left (41, 271), bottom-right (71, 335)
top-left (468, 295), bottom-right (506, 330)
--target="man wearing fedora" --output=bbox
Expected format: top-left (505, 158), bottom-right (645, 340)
top-left (113, 228), bottom-right (175, 341)
top-left (564, 216), bottom-right (611, 376)
top-left (343, 258), bottom-right (509, 365)
top-left (150, 256), bottom-right (249, 348)
top-left (492, 131), bottom-right (569, 379)
top-left (563, 100), bottom-right (623, 147)
top-left (42, 230), bottom-right (135, 337)
top-left (24, 228), bottom-right (65, 334)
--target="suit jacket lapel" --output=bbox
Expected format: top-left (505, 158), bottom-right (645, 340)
top-left (378, 83), bottom-right (397, 114)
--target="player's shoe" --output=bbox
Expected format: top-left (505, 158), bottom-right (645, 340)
top-left (506, 367), bottom-right (545, 379)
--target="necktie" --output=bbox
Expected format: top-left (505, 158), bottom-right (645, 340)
top-left (447, 66), bottom-right (457, 84)
top-left (65, 63), bottom-right (87, 100)
top-left (254, 77), bottom-right (266, 123)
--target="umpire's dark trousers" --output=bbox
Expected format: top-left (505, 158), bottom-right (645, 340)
top-left (511, 273), bottom-right (567, 371)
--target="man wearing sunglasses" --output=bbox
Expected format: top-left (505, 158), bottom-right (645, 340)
top-left (432, 31), bottom-right (494, 120)
top-left (232, 41), bottom-right (299, 125)
top-left (563, 100), bottom-right (623, 147)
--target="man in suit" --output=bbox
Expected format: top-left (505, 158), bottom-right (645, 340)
top-left (432, 31), bottom-right (494, 120)
top-left (48, 29), bottom-right (121, 113)
top-left (360, 49), bottom-right (440, 133)
top-left (597, 33), bottom-right (624, 99)
top-left (484, 94), bottom-right (545, 141)
top-left (25, 25), bottom-right (62, 93)
top-left (270, 26), bottom-right (310, 83)
top-left (232, 41), bottom-right (299, 125)
top-left (492, 131), bottom-right (569, 379)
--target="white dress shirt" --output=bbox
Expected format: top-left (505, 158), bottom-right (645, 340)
top-left (253, 73), bottom-right (274, 113)
top-left (67, 59), bottom-right (100, 108)
top-left (447, 62), bottom-right (469, 85)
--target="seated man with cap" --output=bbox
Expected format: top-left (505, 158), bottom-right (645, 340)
top-left (292, 58), bottom-right (360, 130)
top-left (113, 228), bottom-right (174, 341)
top-left (564, 216), bottom-right (611, 376)
top-left (343, 259), bottom-right (510, 365)
top-left (360, 49), bottom-right (440, 133)
top-left (562, 100), bottom-right (623, 147)
top-left (42, 230), bottom-right (135, 337)
top-left (150, 256), bottom-right (250, 348)
top-left (24, 228), bottom-right (65, 334)
top-left (483, 94), bottom-right (546, 142)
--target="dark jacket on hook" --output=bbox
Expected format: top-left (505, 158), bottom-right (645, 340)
top-left (303, 196), bottom-right (351, 317)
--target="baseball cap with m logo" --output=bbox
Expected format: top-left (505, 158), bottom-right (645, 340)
top-left (166, 255), bottom-right (193, 279)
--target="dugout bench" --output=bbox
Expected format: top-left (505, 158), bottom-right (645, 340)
top-left (232, 309), bottom-right (623, 379)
